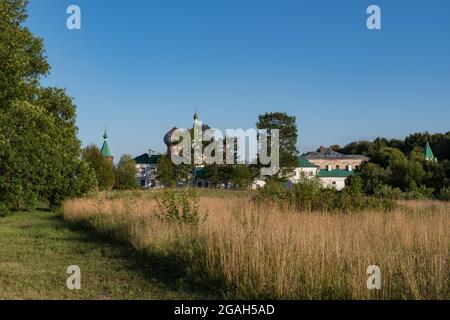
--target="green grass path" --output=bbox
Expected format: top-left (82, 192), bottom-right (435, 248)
top-left (0, 211), bottom-right (194, 299)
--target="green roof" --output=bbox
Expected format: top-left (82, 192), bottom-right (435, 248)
top-left (297, 158), bottom-right (319, 168)
top-left (101, 130), bottom-right (112, 158)
top-left (318, 169), bottom-right (352, 178)
top-left (424, 142), bottom-right (436, 161)
top-left (194, 167), bottom-right (206, 178)
top-left (134, 153), bottom-right (161, 165)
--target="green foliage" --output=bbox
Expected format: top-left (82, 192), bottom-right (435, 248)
top-left (157, 189), bottom-right (204, 225)
top-left (0, 0), bottom-right (49, 106)
top-left (254, 179), bottom-right (286, 204)
top-left (204, 164), bottom-right (221, 187)
top-left (82, 145), bottom-right (115, 191)
top-left (231, 165), bottom-right (256, 189)
top-left (373, 184), bottom-right (435, 201)
top-left (0, 101), bottom-right (87, 209)
top-left (114, 154), bottom-right (138, 190)
top-left (373, 185), bottom-right (404, 200)
top-left (0, 202), bottom-right (12, 217)
top-left (340, 133), bottom-right (450, 200)
top-left (73, 160), bottom-right (98, 195)
top-left (0, 0), bottom-right (91, 209)
top-left (254, 177), bottom-right (394, 213)
top-left (339, 133), bottom-right (450, 161)
top-left (256, 112), bottom-right (298, 180)
top-left (156, 154), bottom-right (177, 187)
top-left (438, 187), bottom-right (450, 201)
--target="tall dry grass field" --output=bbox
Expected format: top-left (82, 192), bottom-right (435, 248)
top-left (63, 193), bottom-right (449, 299)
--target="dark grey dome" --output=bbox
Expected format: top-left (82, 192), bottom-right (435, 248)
top-left (164, 127), bottom-right (178, 146)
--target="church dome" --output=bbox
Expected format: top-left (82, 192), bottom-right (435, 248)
top-left (164, 127), bottom-right (178, 146)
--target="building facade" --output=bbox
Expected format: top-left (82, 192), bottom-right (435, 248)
top-left (302, 146), bottom-right (368, 171)
top-left (134, 153), bottom-right (161, 188)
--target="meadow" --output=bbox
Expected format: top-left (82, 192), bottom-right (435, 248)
top-left (62, 190), bottom-right (450, 300)
top-left (0, 211), bottom-right (196, 299)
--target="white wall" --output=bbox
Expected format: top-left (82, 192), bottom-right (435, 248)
top-left (319, 177), bottom-right (347, 191)
top-left (289, 167), bottom-right (318, 183)
top-left (251, 180), bottom-right (267, 190)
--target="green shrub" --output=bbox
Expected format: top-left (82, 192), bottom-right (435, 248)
top-left (288, 176), bottom-right (323, 211)
top-left (374, 185), bottom-right (404, 200)
top-left (0, 202), bottom-right (12, 218)
top-left (438, 187), bottom-right (450, 201)
top-left (157, 189), bottom-right (204, 225)
top-left (254, 178), bottom-right (395, 213)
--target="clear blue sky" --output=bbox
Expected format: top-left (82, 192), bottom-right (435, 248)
top-left (26, 0), bottom-right (450, 160)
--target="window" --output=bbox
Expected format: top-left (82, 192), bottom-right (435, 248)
top-left (345, 165), bottom-right (349, 170)
top-left (309, 171), bottom-right (313, 176)
top-left (332, 181), bottom-right (337, 186)
top-left (140, 180), bottom-right (145, 187)
top-left (336, 165), bottom-right (340, 170)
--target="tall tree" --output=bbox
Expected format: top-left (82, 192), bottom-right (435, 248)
top-left (256, 112), bottom-right (298, 179)
top-left (0, 0), bottom-right (91, 209)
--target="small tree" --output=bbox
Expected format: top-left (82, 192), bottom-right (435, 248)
top-left (231, 165), bottom-right (256, 189)
top-left (82, 145), bottom-right (115, 191)
top-left (204, 164), bottom-right (221, 188)
top-left (114, 154), bottom-right (138, 190)
top-left (157, 154), bottom-right (177, 187)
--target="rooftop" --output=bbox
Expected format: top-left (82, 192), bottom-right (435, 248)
top-left (297, 158), bottom-right (319, 168)
top-left (424, 142), bottom-right (437, 161)
top-left (303, 146), bottom-right (368, 160)
top-left (134, 153), bottom-right (161, 165)
top-left (101, 130), bottom-right (112, 159)
top-left (318, 169), bottom-right (353, 178)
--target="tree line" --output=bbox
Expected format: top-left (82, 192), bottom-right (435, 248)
top-left (337, 133), bottom-right (450, 200)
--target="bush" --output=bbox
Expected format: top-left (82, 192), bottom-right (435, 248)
top-left (114, 154), bottom-right (139, 190)
top-left (439, 187), bottom-right (450, 201)
top-left (374, 185), bottom-right (404, 200)
top-left (254, 178), bottom-right (395, 213)
top-left (288, 176), bottom-right (324, 211)
top-left (254, 179), bottom-right (288, 206)
top-left (157, 189), bottom-right (205, 225)
top-left (0, 202), bottom-right (12, 218)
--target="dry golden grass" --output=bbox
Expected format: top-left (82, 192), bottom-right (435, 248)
top-left (63, 192), bottom-right (450, 299)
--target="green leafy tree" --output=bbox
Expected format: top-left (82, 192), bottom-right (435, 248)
top-left (204, 164), bottom-right (221, 188)
top-left (156, 154), bottom-right (177, 187)
top-left (0, 0), bottom-right (90, 209)
top-left (82, 145), bottom-right (115, 191)
top-left (0, 0), bottom-right (49, 106)
top-left (114, 154), bottom-right (138, 190)
top-left (256, 112), bottom-right (298, 180)
top-left (231, 165), bottom-right (255, 189)
top-left (359, 162), bottom-right (388, 194)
